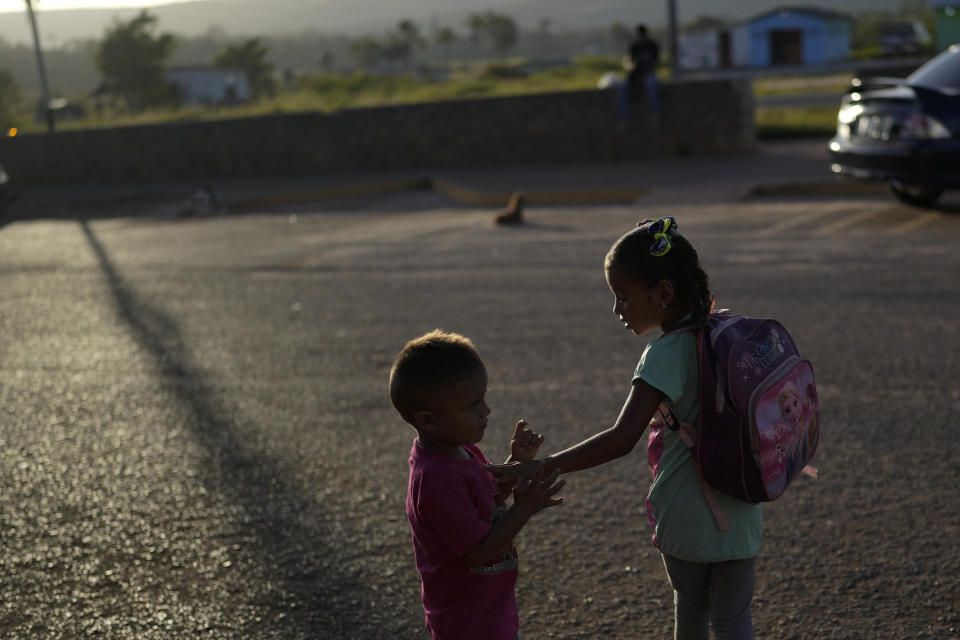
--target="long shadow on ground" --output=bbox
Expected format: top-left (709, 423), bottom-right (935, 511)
top-left (79, 219), bottom-right (393, 637)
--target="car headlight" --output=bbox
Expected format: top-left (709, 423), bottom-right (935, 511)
top-left (836, 103), bottom-right (864, 139)
top-left (903, 113), bottom-right (952, 139)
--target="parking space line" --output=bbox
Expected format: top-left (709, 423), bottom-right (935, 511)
top-left (752, 207), bottom-right (847, 238)
top-left (670, 202), bottom-right (820, 227)
top-left (812, 210), bottom-right (882, 236)
top-left (885, 212), bottom-right (941, 236)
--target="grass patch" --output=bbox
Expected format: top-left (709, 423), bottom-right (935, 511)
top-left (755, 106), bottom-right (837, 139)
top-left (9, 58), bottom-right (620, 133)
top-left (753, 73), bottom-right (852, 97)
top-left (8, 59), bottom-right (841, 141)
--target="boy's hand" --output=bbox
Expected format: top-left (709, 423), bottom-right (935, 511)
top-left (462, 462), bottom-right (564, 569)
top-left (509, 420), bottom-right (544, 462)
top-left (512, 463), bottom-right (564, 517)
top-left (487, 459), bottom-right (540, 497)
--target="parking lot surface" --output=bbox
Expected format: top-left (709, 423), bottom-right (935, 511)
top-left (1, 175), bottom-right (959, 639)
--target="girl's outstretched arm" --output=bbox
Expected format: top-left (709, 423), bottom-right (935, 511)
top-left (543, 379), bottom-right (662, 474)
top-left (486, 380), bottom-right (663, 482)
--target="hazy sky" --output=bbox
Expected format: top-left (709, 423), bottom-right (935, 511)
top-left (0, 0), bottom-right (195, 13)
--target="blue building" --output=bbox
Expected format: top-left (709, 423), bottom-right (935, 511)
top-left (730, 7), bottom-right (853, 67)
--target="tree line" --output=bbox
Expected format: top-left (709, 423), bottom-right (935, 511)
top-left (0, 8), bottom-right (639, 124)
top-left (91, 11), bottom-right (278, 111)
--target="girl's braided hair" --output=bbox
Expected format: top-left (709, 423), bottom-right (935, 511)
top-left (604, 218), bottom-right (713, 326)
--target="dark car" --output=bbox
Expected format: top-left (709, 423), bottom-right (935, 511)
top-left (880, 21), bottom-right (931, 57)
top-left (828, 44), bottom-right (960, 207)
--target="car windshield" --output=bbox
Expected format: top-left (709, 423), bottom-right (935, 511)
top-left (907, 46), bottom-right (960, 89)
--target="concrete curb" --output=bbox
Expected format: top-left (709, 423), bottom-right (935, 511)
top-left (429, 178), bottom-right (646, 207)
top-left (223, 177), bottom-right (877, 210)
top-left (747, 181), bottom-right (886, 198)
top-left (225, 178), bottom-right (432, 210)
top-left (221, 177), bottom-right (648, 211)
top-left (6, 174), bottom-right (886, 219)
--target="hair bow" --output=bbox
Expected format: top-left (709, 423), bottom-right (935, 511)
top-left (642, 217), bottom-right (678, 257)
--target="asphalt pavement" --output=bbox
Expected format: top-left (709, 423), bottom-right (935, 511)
top-left (2, 185), bottom-right (958, 639)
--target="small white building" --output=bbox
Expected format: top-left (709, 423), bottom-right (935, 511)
top-left (166, 67), bottom-right (251, 106)
top-left (679, 29), bottom-right (731, 70)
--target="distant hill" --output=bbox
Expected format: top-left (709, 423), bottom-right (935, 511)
top-left (0, 0), bottom-right (907, 47)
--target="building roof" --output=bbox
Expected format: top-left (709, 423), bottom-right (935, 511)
top-left (745, 6), bottom-right (854, 24)
top-left (682, 18), bottom-right (731, 34)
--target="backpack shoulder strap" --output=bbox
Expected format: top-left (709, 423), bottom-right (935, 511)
top-left (657, 402), bottom-right (731, 532)
top-left (674, 417), bottom-right (731, 532)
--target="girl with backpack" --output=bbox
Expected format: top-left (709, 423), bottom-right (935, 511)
top-left (487, 217), bottom-right (763, 640)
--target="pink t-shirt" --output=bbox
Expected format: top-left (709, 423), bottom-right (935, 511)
top-left (406, 439), bottom-right (519, 640)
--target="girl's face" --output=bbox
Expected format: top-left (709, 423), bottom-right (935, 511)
top-left (605, 267), bottom-right (664, 336)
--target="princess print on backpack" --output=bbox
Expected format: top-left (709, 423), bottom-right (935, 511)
top-left (756, 370), bottom-right (820, 498)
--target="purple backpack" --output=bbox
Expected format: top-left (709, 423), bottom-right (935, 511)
top-left (663, 310), bottom-right (820, 529)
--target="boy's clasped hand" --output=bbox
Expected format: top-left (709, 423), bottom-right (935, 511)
top-left (485, 458), bottom-right (543, 489)
top-left (501, 420), bottom-right (564, 515)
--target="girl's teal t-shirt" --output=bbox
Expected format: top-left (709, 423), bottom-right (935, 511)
top-left (633, 330), bottom-right (763, 563)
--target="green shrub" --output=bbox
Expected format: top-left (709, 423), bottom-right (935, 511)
top-left (481, 62), bottom-right (528, 79)
top-left (535, 66), bottom-right (578, 81)
top-left (448, 81), bottom-right (498, 98)
top-left (851, 46), bottom-right (884, 60)
top-left (574, 55), bottom-right (622, 73)
top-left (756, 106), bottom-right (837, 139)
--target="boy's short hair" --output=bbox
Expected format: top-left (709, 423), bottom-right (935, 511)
top-left (389, 329), bottom-right (485, 425)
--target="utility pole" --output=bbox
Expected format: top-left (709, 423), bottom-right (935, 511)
top-left (24, 0), bottom-right (55, 133)
top-left (667, 0), bottom-right (680, 79)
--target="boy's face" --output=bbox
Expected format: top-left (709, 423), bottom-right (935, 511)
top-left (421, 366), bottom-right (490, 454)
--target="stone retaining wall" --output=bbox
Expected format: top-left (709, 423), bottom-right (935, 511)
top-left (0, 78), bottom-right (755, 184)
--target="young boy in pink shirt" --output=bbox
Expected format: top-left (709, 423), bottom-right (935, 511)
top-left (389, 329), bottom-right (565, 640)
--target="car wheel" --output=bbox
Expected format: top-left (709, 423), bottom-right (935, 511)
top-left (888, 181), bottom-right (943, 208)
